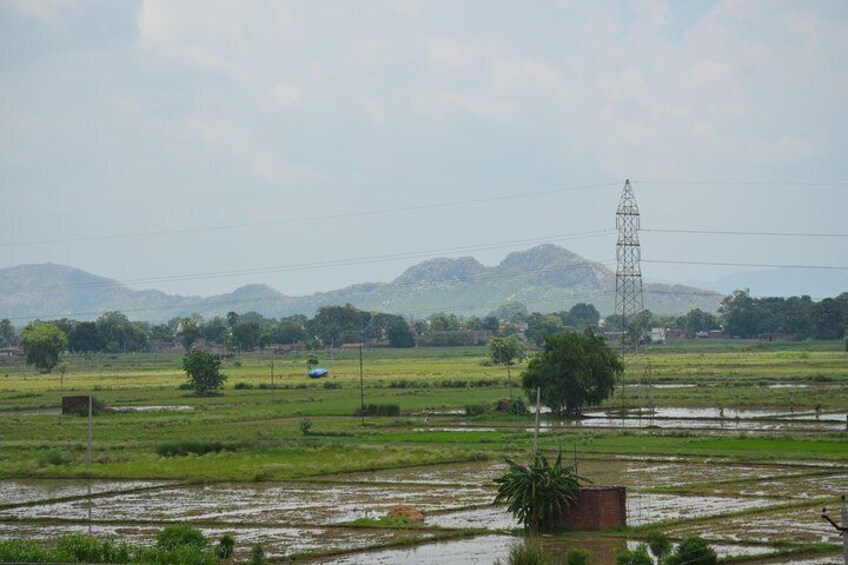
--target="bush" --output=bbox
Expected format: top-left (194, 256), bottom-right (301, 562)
top-left (465, 403), bottom-right (488, 416)
top-left (298, 417), bottom-right (313, 435)
top-left (645, 531), bottom-right (671, 561)
top-left (250, 543), bottom-right (265, 565)
top-left (494, 452), bottom-right (584, 533)
top-left (566, 548), bottom-right (590, 565)
top-left (0, 539), bottom-right (54, 563)
top-left (664, 536), bottom-right (717, 565)
top-left (322, 381), bottom-right (341, 389)
top-left (355, 403), bottom-right (400, 417)
top-left (215, 535), bottom-right (235, 559)
top-left (234, 382), bottom-right (254, 390)
top-left (495, 539), bottom-right (552, 565)
top-left (156, 524), bottom-right (207, 550)
top-left (38, 449), bottom-right (74, 466)
top-left (615, 544), bottom-right (652, 565)
top-left (55, 533), bottom-right (131, 563)
top-left (155, 441), bottom-right (233, 457)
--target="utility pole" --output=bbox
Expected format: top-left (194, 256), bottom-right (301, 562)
top-left (270, 360), bottom-right (275, 399)
top-left (359, 345), bottom-right (365, 425)
top-left (821, 496), bottom-right (847, 564)
top-left (87, 395), bottom-right (93, 465)
top-left (533, 385), bottom-right (541, 455)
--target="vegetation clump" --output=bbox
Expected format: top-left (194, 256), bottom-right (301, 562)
top-left (494, 452), bottom-right (584, 533)
top-left (183, 349), bottom-right (227, 395)
top-left (155, 441), bottom-right (235, 457)
top-left (355, 403), bottom-right (400, 417)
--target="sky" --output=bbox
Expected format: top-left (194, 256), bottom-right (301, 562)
top-left (1, 0), bottom-right (846, 299)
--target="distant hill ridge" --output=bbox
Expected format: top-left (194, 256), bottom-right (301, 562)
top-left (0, 245), bottom-right (723, 323)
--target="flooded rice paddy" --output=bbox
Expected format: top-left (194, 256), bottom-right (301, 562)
top-left (0, 455), bottom-right (843, 564)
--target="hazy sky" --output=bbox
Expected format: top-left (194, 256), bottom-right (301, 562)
top-left (1, 0), bottom-right (846, 299)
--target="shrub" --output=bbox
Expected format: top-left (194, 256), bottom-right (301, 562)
top-left (645, 531), bottom-right (671, 561)
top-left (565, 548), bottom-right (590, 565)
top-left (298, 417), bottom-right (313, 435)
top-left (495, 539), bottom-right (552, 565)
top-left (215, 535), bottom-right (235, 559)
top-left (250, 543), bottom-right (265, 565)
top-left (156, 524), bottom-right (208, 550)
top-left (615, 544), bottom-right (652, 565)
top-left (355, 403), bottom-right (400, 417)
top-left (0, 539), bottom-right (54, 563)
top-left (234, 382), bottom-right (254, 390)
top-left (664, 536), bottom-right (717, 565)
top-left (55, 533), bottom-right (130, 563)
top-left (465, 403), bottom-right (488, 416)
top-left (38, 449), bottom-right (73, 466)
top-left (510, 397), bottom-right (528, 415)
top-left (322, 381), bottom-right (341, 389)
top-left (155, 441), bottom-right (233, 457)
top-left (494, 452), bottom-right (584, 533)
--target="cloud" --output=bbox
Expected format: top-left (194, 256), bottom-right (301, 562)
top-left (7, 0), bottom-right (80, 20)
top-left (267, 83), bottom-right (303, 111)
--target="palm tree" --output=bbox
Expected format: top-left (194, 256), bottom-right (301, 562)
top-left (494, 451), bottom-right (585, 533)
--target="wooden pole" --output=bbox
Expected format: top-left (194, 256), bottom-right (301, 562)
top-left (359, 345), bottom-right (365, 425)
top-left (87, 395), bottom-right (92, 465)
top-left (533, 386), bottom-right (541, 455)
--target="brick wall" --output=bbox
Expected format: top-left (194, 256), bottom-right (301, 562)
top-left (61, 395), bottom-right (92, 415)
top-left (559, 486), bottom-right (626, 531)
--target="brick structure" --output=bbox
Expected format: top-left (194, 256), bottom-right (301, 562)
top-left (62, 395), bottom-right (92, 415)
top-left (560, 486), bottom-right (627, 531)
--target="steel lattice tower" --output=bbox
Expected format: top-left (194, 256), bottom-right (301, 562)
top-left (615, 179), bottom-right (644, 352)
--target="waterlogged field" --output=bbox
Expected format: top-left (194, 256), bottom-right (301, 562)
top-left (0, 342), bottom-right (846, 564)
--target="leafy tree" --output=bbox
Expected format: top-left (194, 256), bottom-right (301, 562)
top-left (308, 304), bottom-right (371, 346)
top-left (680, 308), bottom-right (719, 338)
top-left (719, 290), bottom-right (759, 338)
top-left (201, 316), bottom-right (229, 344)
top-left (95, 312), bottom-right (147, 353)
top-left (0, 318), bottom-right (15, 347)
top-left (525, 313), bottom-right (564, 346)
top-left (482, 315), bottom-right (500, 333)
top-left (21, 322), bottom-right (68, 373)
top-left (182, 350), bottom-right (227, 395)
top-left (178, 317), bottom-right (203, 350)
top-left (663, 537), bottom-right (716, 565)
top-left (68, 321), bottom-right (104, 354)
top-left (232, 321), bottom-right (261, 351)
top-left (521, 331), bottom-right (623, 417)
top-left (488, 335), bottom-right (526, 366)
top-left (493, 301), bottom-right (529, 323)
top-left (811, 298), bottom-right (845, 340)
top-left (366, 313), bottom-right (414, 347)
top-left (226, 311), bottom-right (239, 327)
top-left (493, 452), bottom-right (583, 533)
top-left (563, 303), bottom-right (600, 328)
top-left (149, 323), bottom-right (175, 344)
top-left (429, 313), bottom-right (460, 332)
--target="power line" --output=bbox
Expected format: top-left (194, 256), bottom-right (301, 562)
top-left (644, 259), bottom-right (848, 270)
top-left (0, 181), bottom-right (619, 248)
top-left (644, 228), bottom-right (848, 238)
top-left (633, 180), bottom-right (848, 187)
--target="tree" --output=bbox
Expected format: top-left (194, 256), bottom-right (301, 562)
top-left (178, 317), bottom-right (203, 350)
top-left (68, 321), bottom-right (104, 354)
top-left (0, 318), bottom-right (16, 347)
top-left (493, 452), bottom-right (583, 533)
top-left (232, 321), bottom-right (261, 351)
top-left (525, 313), bottom-right (564, 346)
top-left (811, 298), bottom-right (845, 340)
top-left (680, 308), bottom-right (719, 338)
top-left (21, 322), bottom-right (68, 373)
top-left (719, 290), bottom-right (759, 338)
top-left (563, 303), bottom-right (600, 329)
top-left (521, 331), bottom-right (623, 417)
top-left (488, 335), bottom-right (525, 366)
top-left (182, 350), bottom-right (227, 395)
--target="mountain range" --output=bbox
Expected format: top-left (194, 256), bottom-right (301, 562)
top-left (0, 244), bottom-right (725, 323)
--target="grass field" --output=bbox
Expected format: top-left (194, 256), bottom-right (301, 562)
top-left (0, 341), bottom-right (846, 563)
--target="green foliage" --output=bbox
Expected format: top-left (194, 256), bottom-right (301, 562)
top-left (156, 524), bottom-right (207, 550)
top-left (355, 403), bottom-right (401, 417)
top-left (646, 531), bottom-right (672, 561)
top-left (565, 548), bottom-right (590, 565)
top-left (182, 349), bottom-right (227, 395)
top-left (215, 535), bottom-right (235, 559)
top-left (493, 452), bottom-right (583, 533)
top-left (0, 539), bottom-right (53, 563)
top-left (298, 417), bottom-right (313, 435)
top-left (250, 543), bottom-right (266, 565)
top-left (663, 536), bottom-right (717, 565)
top-left (55, 533), bottom-right (131, 563)
top-left (155, 441), bottom-right (233, 457)
top-left (521, 331), bottom-right (623, 416)
top-left (21, 322), bottom-right (68, 372)
top-left (489, 335), bottom-right (526, 366)
top-left (495, 539), bottom-right (552, 565)
top-left (465, 403), bottom-right (488, 416)
top-left (306, 353), bottom-right (320, 368)
top-left (616, 543), bottom-right (653, 565)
